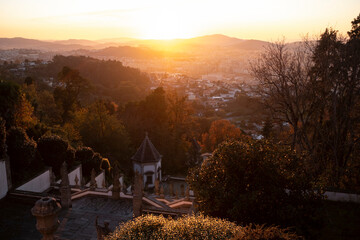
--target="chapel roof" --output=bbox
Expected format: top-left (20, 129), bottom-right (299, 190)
top-left (131, 133), bottom-right (161, 163)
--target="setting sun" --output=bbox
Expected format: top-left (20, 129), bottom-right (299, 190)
top-left (1, 0), bottom-right (359, 41)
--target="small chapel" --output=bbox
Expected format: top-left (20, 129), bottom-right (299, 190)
top-left (131, 133), bottom-right (162, 188)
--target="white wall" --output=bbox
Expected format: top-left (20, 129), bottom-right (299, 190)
top-left (16, 169), bottom-right (51, 193)
top-left (325, 191), bottom-right (360, 203)
top-left (134, 163), bottom-right (141, 174)
top-left (0, 161), bottom-right (8, 199)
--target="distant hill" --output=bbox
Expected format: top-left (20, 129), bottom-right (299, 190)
top-left (0, 37), bottom-right (96, 51)
top-left (0, 35), bottom-right (269, 55)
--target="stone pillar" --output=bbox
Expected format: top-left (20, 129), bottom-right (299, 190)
top-left (90, 168), bottom-right (97, 190)
top-left (185, 187), bottom-right (190, 201)
top-left (154, 178), bottom-right (160, 196)
top-left (112, 167), bottom-right (120, 200)
top-left (159, 185), bottom-right (165, 199)
top-left (31, 197), bottom-right (61, 240)
top-left (133, 171), bottom-right (143, 218)
top-left (60, 162), bottom-right (71, 209)
top-left (169, 182), bottom-right (174, 197)
top-left (180, 184), bottom-right (185, 197)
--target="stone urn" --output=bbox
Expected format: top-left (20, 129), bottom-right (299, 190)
top-left (31, 197), bottom-right (61, 240)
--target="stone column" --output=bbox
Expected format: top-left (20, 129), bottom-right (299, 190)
top-left (112, 167), bottom-right (120, 200)
top-left (60, 162), bottom-right (71, 209)
top-left (31, 197), bottom-right (61, 240)
top-left (133, 171), bottom-right (143, 218)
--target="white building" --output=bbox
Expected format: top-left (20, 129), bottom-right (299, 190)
top-left (132, 134), bottom-right (162, 188)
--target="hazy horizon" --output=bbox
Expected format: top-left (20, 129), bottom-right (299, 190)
top-left (1, 0), bottom-right (359, 42)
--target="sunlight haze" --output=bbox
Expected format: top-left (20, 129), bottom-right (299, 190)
top-left (0, 0), bottom-right (359, 41)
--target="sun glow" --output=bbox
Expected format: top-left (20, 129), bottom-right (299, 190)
top-left (0, 0), bottom-right (359, 41)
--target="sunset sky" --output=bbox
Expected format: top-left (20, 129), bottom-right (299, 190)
top-left (1, 0), bottom-right (359, 41)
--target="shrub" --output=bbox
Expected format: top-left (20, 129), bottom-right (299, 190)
top-left (233, 224), bottom-right (302, 240)
top-left (37, 135), bottom-right (71, 177)
top-left (105, 215), bottom-right (300, 240)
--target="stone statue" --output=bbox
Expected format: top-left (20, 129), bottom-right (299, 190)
top-left (95, 216), bottom-right (111, 240)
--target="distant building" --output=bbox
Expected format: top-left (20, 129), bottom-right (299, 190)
top-left (131, 133), bottom-right (162, 188)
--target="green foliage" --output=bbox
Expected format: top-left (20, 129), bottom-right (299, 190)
top-left (73, 100), bottom-right (130, 172)
top-left (188, 139), bottom-right (323, 236)
top-left (54, 66), bottom-right (90, 123)
top-left (106, 214), bottom-right (239, 240)
top-left (37, 135), bottom-right (73, 177)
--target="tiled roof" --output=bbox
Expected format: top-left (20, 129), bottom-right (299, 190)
top-left (131, 134), bottom-right (161, 163)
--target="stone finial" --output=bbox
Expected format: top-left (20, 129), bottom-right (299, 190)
top-left (133, 171), bottom-right (143, 218)
top-left (185, 187), bottom-right (190, 201)
top-left (60, 162), bottom-right (71, 209)
top-left (180, 184), bottom-right (185, 197)
top-left (31, 197), bottom-right (61, 240)
top-left (112, 167), bottom-right (120, 199)
top-left (160, 185), bottom-right (165, 199)
top-left (102, 179), bottom-right (106, 189)
top-left (154, 178), bottom-right (160, 196)
top-left (90, 168), bottom-right (97, 190)
top-left (74, 174), bottom-right (79, 188)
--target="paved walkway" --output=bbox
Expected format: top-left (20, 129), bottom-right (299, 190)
top-left (56, 196), bottom-right (133, 240)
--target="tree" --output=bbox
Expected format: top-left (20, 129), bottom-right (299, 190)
top-left (53, 66), bottom-right (90, 123)
top-left (73, 100), bottom-right (130, 172)
top-left (250, 17), bottom-right (360, 189)
top-left (188, 139), bottom-right (322, 234)
top-left (250, 40), bottom-right (316, 151)
top-left (201, 119), bottom-right (243, 152)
